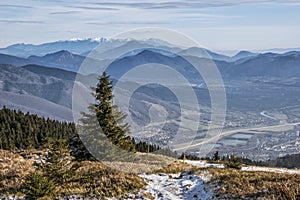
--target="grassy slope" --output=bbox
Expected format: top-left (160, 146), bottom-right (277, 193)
top-left (0, 150), bottom-right (146, 199)
top-left (154, 161), bottom-right (300, 200)
top-left (1, 150), bottom-right (300, 199)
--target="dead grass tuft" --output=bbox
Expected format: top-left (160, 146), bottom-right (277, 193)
top-left (206, 168), bottom-right (300, 199)
top-left (152, 160), bottom-right (198, 174)
top-left (0, 150), bottom-right (35, 196)
top-left (0, 150), bottom-right (146, 198)
top-left (102, 152), bottom-right (176, 174)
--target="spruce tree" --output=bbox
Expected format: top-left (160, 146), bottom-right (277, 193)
top-left (24, 139), bottom-right (81, 199)
top-left (78, 72), bottom-right (135, 162)
top-left (39, 139), bottom-right (80, 185)
top-left (24, 173), bottom-right (56, 199)
top-left (92, 71), bottom-right (135, 152)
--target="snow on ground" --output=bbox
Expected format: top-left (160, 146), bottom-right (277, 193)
top-left (241, 166), bottom-right (300, 174)
top-left (186, 160), bottom-right (300, 174)
top-left (124, 160), bottom-right (300, 200)
top-left (125, 172), bottom-right (213, 200)
top-left (4, 159), bottom-right (300, 200)
top-left (185, 160), bottom-right (224, 168)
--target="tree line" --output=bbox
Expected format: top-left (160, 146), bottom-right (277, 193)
top-left (0, 106), bottom-right (176, 159)
top-left (0, 106), bottom-right (75, 150)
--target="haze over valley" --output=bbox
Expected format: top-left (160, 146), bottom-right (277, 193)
top-left (1, 38), bottom-right (300, 160)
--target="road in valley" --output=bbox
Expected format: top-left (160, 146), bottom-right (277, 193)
top-left (260, 111), bottom-right (277, 120)
top-left (173, 122), bottom-right (300, 151)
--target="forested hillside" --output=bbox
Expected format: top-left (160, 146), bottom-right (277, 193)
top-left (0, 106), bottom-right (75, 150)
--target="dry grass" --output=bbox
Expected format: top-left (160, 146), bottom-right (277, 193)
top-left (102, 152), bottom-right (176, 173)
top-left (206, 168), bottom-right (300, 200)
top-left (58, 161), bottom-right (146, 198)
top-left (150, 160), bottom-right (300, 199)
top-left (0, 150), bottom-right (35, 196)
top-left (2, 150), bottom-right (299, 199)
top-left (142, 192), bottom-right (155, 200)
top-left (0, 150), bottom-right (146, 199)
top-left (152, 160), bottom-right (198, 174)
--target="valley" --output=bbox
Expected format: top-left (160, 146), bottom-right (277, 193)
top-left (1, 38), bottom-right (300, 161)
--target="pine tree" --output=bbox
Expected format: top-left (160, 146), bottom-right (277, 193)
top-left (24, 139), bottom-right (81, 199)
top-left (79, 103), bottom-right (120, 161)
top-left (213, 151), bottom-right (220, 161)
top-left (81, 71), bottom-right (136, 153)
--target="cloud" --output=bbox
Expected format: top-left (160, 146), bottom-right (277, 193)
top-left (50, 11), bottom-right (80, 15)
top-left (0, 4), bottom-right (33, 9)
top-left (90, 2), bottom-right (189, 9)
top-left (0, 20), bottom-right (44, 24)
top-left (66, 6), bottom-right (119, 11)
top-left (90, 1), bottom-right (230, 10)
top-left (86, 21), bottom-right (169, 25)
top-left (181, 13), bottom-right (243, 20)
top-left (90, 0), bottom-right (300, 10)
top-left (1, 0), bottom-right (299, 50)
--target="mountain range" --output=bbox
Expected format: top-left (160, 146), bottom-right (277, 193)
top-left (0, 46), bottom-right (299, 79)
top-left (1, 38), bottom-right (300, 157)
top-left (0, 38), bottom-right (178, 58)
top-left (1, 37), bottom-right (298, 60)
top-left (0, 38), bottom-right (105, 58)
top-left (0, 38), bottom-right (299, 123)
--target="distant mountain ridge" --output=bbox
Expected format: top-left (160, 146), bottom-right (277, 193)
top-left (0, 38), bottom-right (105, 58)
top-left (0, 50), bottom-right (105, 72)
top-left (0, 64), bottom-right (74, 108)
top-left (0, 64), bottom-right (85, 121)
top-left (231, 51), bottom-right (259, 61)
top-left (0, 38), bottom-right (178, 58)
top-left (0, 38), bottom-right (268, 62)
top-left (27, 50), bottom-right (86, 72)
top-left (1, 48), bottom-right (300, 78)
top-left (226, 51), bottom-right (300, 78)
top-left (23, 64), bottom-right (77, 81)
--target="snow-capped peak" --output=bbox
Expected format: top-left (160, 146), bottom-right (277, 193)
top-left (65, 37), bottom-right (107, 43)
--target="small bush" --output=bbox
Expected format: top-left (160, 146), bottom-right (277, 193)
top-left (24, 173), bottom-right (55, 199)
top-left (224, 155), bottom-right (242, 169)
top-left (225, 161), bottom-right (242, 170)
top-left (153, 161), bottom-right (197, 174)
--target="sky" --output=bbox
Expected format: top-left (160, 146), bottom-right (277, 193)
top-left (0, 0), bottom-right (300, 51)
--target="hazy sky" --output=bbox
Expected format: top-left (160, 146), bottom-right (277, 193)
top-left (1, 0), bottom-right (300, 51)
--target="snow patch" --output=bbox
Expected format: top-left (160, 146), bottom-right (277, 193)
top-left (125, 172), bottom-right (213, 200)
top-left (186, 160), bottom-right (225, 168)
top-left (186, 160), bottom-right (300, 174)
top-left (241, 166), bottom-right (300, 174)
top-left (66, 37), bottom-right (106, 43)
